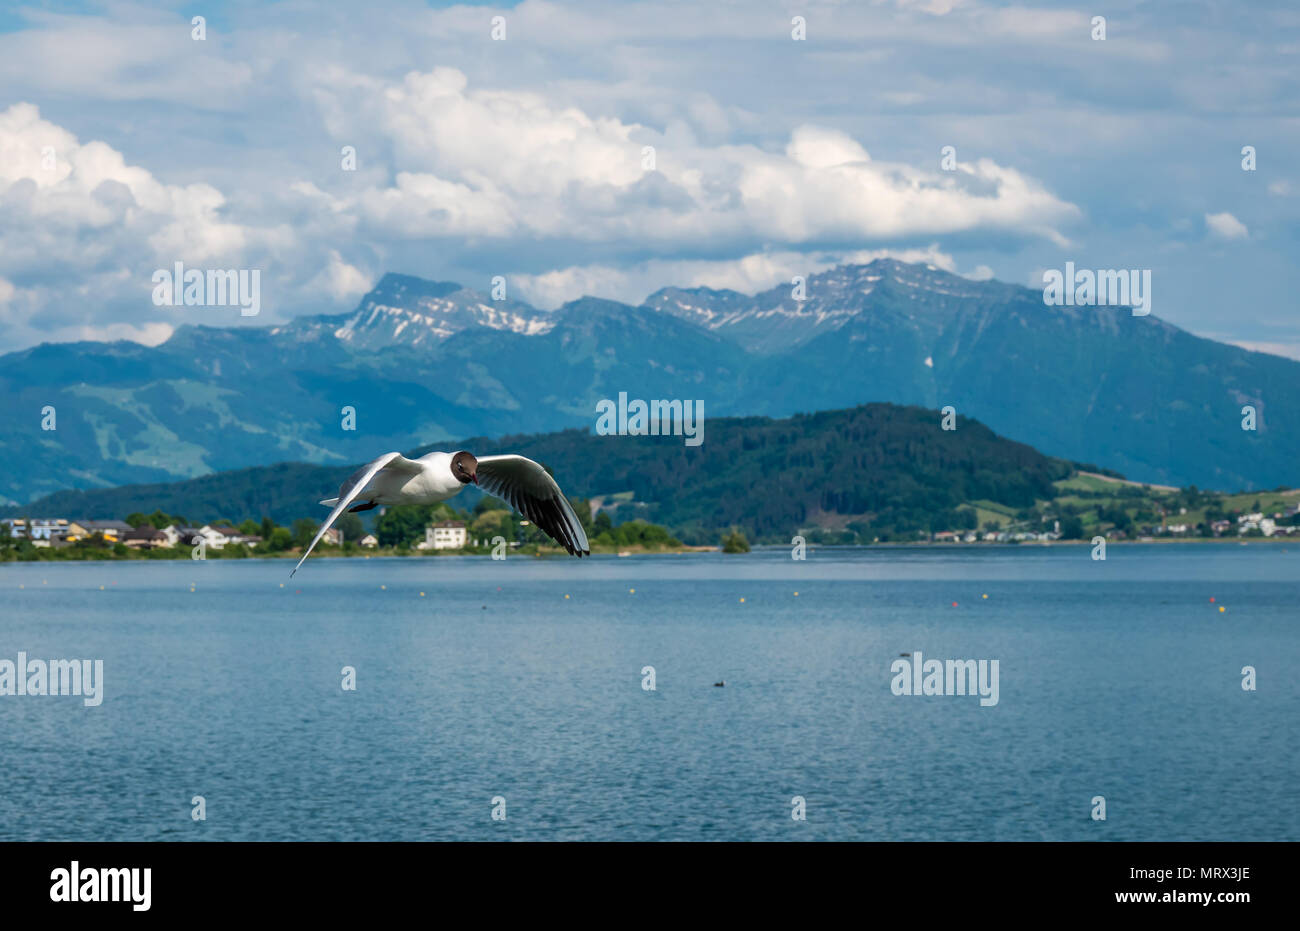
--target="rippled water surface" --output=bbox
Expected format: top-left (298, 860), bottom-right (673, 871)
top-left (1, 544), bottom-right (1296, 840)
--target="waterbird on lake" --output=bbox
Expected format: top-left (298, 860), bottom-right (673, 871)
top-left (291, 450), bottom-right (590, 575)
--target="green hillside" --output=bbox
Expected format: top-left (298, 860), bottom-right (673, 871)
top-left (7, 402), bottom-right (1295, 546)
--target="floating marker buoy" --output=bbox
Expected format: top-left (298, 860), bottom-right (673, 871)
top-left (952, 601), bottom-right (958, 607)
top-left (739, 597), bottom-right (745, 603)
top-left (564, 594), bottom-right (570, 599)
top-left (1219, 606), bottom-right (1226, 613)
top-left (629, 588), bottom-right (635, 594)
top-left (99, 585), bottom-right (104, 590)
top-left (793, 591), bottom-right (799, 596)
top-left (420, 592), bottom-right (425, 597)
top-left (380, 585), bottom-right (386, 590)
top-left (1209, 597), bottom-right (1215, 602)
top-left (982, 593), bottom-right (988, 599)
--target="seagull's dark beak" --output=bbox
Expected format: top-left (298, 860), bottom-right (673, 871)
top-left (470, 472), bottom-right (478, 485)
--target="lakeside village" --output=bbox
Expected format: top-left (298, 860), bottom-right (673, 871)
top-left (3, 494), bottom-right (1300, 562)
top-left (877, 477), bottom-right (1300, 546)
top-left (0, 498), bottom-right (693, 562)
top-left (928, 506), bottom-right (1300, 544)
top-left (4, 474), bottom-right (1300, 561)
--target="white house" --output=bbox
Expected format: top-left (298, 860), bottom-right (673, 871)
top-left (161, 524), bottom-right (227, 549)
top-left (359, 534), bottom-right (378, 548)
top-left (418, 520), bottom-right (468, 550)
top-left (197, 525), bottom-right (239, 549)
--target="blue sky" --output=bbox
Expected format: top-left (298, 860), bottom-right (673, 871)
top-left (0, 0), bottom-right (1296, 356)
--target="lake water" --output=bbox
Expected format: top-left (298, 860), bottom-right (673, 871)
top-left (1, 544), bottom-right (1296, 841)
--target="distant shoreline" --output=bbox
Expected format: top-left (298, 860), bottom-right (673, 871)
top-left (3, 536), bottom-right (1293, 566)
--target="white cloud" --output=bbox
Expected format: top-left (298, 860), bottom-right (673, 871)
top-left (314, 250), bottom-right (373, 301)
top-left (0, 103), bottom-right (241, 255)
top-left (59, 321), bottom-right (175, 347)
top-left (0, 103), bottom-right (345, 348)
top-left (314, 68), bottom-right (1079, 251)
top-left (1205, 211), bottom-right (1249, 240)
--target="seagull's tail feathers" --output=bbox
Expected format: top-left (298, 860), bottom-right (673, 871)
top-left (319, 497), bottom-right (339, 507)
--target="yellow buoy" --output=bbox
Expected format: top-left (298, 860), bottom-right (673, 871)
top-left (380, 584), bottom-right (386, 590)
top-left (1219, 606), bottom-right (1226, 613)
top-left (629, 588), bottom-right (635, 594)
top-left (420, 592), bottom-right (425, 597)
top-left (739, 597), bottom-right (745, 603)
top-left (982, 593), bottom-right (988, 599)
top-left (793, 591), bottom-right (799, 596)
top-left (565, 594), bottom-right (570, 599)
top-left (99, 585), bottom-right (104, 590)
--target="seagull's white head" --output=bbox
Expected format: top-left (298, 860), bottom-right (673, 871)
top-left (450, 450), bottom-right (478, 485)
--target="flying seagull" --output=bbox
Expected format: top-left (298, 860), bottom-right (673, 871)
top-left (291, 450), bottom-right (590, 575)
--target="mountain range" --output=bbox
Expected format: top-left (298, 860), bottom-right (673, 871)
top-left (1, 258), bottom-right (1293, 505)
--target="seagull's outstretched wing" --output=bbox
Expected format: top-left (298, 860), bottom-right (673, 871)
top-left (291, 452), bottom-right (422, 576)
top-left (476, 455), bottom-right (590, 557)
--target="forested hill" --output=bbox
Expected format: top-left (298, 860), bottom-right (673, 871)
top-left (445, 404), bottom-right (1068, 540)
top-left (6, 403), bottom-right (1073, 541)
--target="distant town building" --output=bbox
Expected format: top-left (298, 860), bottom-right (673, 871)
top-left (123, 527), bottom-right (169, 549)
top-left (1, 518), bottom-right (70, 543)
top-left (359, 534), bottom-right (379, 548)
top-left (66, 520), bottom-right (133, 542)
top-left (160, 525), bottom-right (203, 548)
top-left (419, 521), bottom-right (468, 550)
top-left (196, 525), bottom-right (237, 549)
